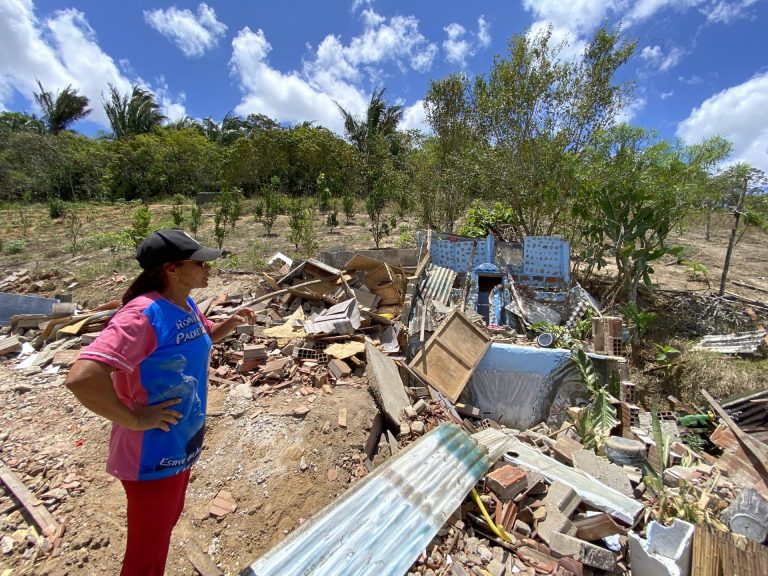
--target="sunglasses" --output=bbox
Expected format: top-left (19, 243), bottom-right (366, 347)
top-left (179, 260), bottom-right (213, 269)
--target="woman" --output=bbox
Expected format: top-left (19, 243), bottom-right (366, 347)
top-left (65, 228), bottom-right (255, 576)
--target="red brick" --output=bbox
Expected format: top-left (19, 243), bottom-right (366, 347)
top-left (485, 465), bottom-right (528, 501)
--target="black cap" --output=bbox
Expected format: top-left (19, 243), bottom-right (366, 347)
top-left (135, 229), bottom-right (222, 270)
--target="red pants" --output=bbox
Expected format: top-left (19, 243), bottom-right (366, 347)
top-left (120, 469), bottom-right (191, 576)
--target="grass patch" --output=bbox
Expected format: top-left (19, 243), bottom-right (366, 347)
top-left (634, 349), bottom-right (768, 408)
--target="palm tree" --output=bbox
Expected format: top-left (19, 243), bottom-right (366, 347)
top-left (335, 87), bottom-right (405, 248)
top-left (335, 87), bottom-right (404, 160)
top-left (103, 84), bottom-right (166, 138)
top-left (33, 80), bottom-right (91, 135)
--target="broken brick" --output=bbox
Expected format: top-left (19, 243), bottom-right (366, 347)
top-left (485, 465), bottom-right (528, 502)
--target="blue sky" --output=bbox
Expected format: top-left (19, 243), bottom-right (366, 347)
top-left (1, 0), bottom-right (767, 172)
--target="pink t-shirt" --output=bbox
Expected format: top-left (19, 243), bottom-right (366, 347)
top-left (79, 292), bottom-right (214, 480)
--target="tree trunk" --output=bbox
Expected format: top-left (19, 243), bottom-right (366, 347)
top-left (705, 207), bottom-right (712, 241)
top-left (718, 177), bottom-right (747, 296)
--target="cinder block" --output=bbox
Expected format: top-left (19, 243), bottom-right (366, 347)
top-left (628, 518), bottom-right (694, 576)
top-left (549, 532), bottom-right (617, 572)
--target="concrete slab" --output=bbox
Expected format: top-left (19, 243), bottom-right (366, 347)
top-left (365, 343), bottom-right (410, 434)
top-left (572, 448), bottom-right (633, 497)
top-left (0, 292), bottom-right (58, 326)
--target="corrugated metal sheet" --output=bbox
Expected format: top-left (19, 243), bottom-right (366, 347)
top-left (692, 330), bottom-right (768, 355)
top-left (241, 424), bottom-right (497, 576)
top-left (422, 264), bottom-right (458, 306)
top-left (503, 439), bottom-right (644, 526)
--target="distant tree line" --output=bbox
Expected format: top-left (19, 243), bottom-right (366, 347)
top-left (1, 25), bottom-right (765, 299)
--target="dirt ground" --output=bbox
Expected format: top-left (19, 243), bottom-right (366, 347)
top-left (1, 271), bottom-right (382, 575)
top-left (0, 204), bottom-right (766, 575)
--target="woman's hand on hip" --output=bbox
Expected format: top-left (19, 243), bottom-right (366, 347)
top-left (132, 398), bottom-right (183, 432)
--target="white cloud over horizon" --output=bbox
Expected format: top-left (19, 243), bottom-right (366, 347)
top-left (677, 70), bottom-right (768, 173)
top-left (229, 8), bottom-right (437, 134)
top-left (143, 3), bottom-right (227, 58)
top-left (0, 0), bottom-right (185, 128)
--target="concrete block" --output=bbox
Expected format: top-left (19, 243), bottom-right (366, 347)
top-left (572, 449), bottom-right (633, 497)
top-left (537, 506), bottom-right (576, 546)
top-left (365, 343), bottom-right (410, 434)
top-left (543, 481), bottom-right (581, 516)
top-left (549, 532), bottom-right (617, 572)
top-left (628, 518), bottom-right (694, 576)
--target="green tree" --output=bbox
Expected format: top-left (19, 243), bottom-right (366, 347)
top-left (471, 26), bottom-right (636, 235)
top-left (575, 125), bottom-right (730, 304)
top-left (33, 81), bottom-right (91, 135)
top-left (0, 112), bottom-right (45, 134)
top-left (257, 176), bottom-right (282, 235)
top-left (421, 74), bottom-right (479, 231)
top-left (104, 84), bottom-right (166, 139)
top-left (336, 87), bottom-right (404, 246)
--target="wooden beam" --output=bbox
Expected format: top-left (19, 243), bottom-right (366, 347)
top-left (701, 389), bottom-right (768, 478)
top-left (0, 463), bottom-right (58, 537)
top-left (185, 540), bottom-right (223, 576)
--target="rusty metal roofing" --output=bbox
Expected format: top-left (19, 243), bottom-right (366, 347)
top-left (240, 423), bottom-right (502, 576)
top-left (422, 263), bottom-right (458, 306)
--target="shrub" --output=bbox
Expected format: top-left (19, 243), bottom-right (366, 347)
top-left (189, 206), bottom-right (203, 235)
top-left (342, 194), bottom-right (355, 222)
top-left (326, 205), bottom-right (339, 234)
top-left (129, 204), bottom-right (152, 247)
top-left (5, 239), bottom-right (25, 254)
top-left (170, 194), bottom-right (185, 227)
top-left (48, 197), bottom-right (65, 219)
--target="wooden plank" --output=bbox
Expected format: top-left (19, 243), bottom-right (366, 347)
top-left (409, 309), bottom-right (491, 403)
top-left (185, 540), bottom-right (223, 576)
top-left (0, 463), bottom-right (58, 537)
top-left (692, 524), bottom-right (768, 576)
top-left (701, 389), bottom-right (768, 478)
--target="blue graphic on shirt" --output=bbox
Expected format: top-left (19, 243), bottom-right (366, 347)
top-left (137, 298), bottom-right (211, 480)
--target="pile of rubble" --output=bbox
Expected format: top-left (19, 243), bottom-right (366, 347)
top-left (1, 235), bottom-right (768, 575)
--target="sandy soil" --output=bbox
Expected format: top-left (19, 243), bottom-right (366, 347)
top-left (0, 206), bottom-right (765, 575)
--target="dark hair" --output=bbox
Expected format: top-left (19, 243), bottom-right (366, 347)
top-left (122, 265), bottom-right (167, 305)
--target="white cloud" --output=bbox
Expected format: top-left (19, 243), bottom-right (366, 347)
top-left (703, 0), bottom-right (758, 24)
top-left (230, 27), bottom-right (360, 133)
top-left (230, 8), bottom-right (437, 134)
top-left (677, 71), bottom-right (768, 173)
top-left (153, 77), bottom-right (187, 121)
top-left (0, 0), bottom-right (184, 128)
top-left (616, 95), bottom-right (647, 123)
top-left (624, 0), bottom-right (705, 27)
top-left (477, 16), bottom-right (491, 48)
top-left (443, 23), bottom-right (471, 67)
top-left (640, 45), bottom-right (684, 72)
top-left (401, 100), bottom-right (428, 133)
top-left (522, 0), bottom-right (611, 33)
top-left (442, 16), bottom-right (492, 67)
top-left (346, 9), bottom-right (438, 73)
top-left (351, 0), bottom-right (374, 13)
top-left (143, 3), bottom-right (227, 58)
top-left (660, 90), bottom-right (674, 99)
top-left (678, 75), bottom-right (703, 85)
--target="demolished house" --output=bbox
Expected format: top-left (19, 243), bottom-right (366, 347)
top-left (1, 232), bottom-right (767, 576)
